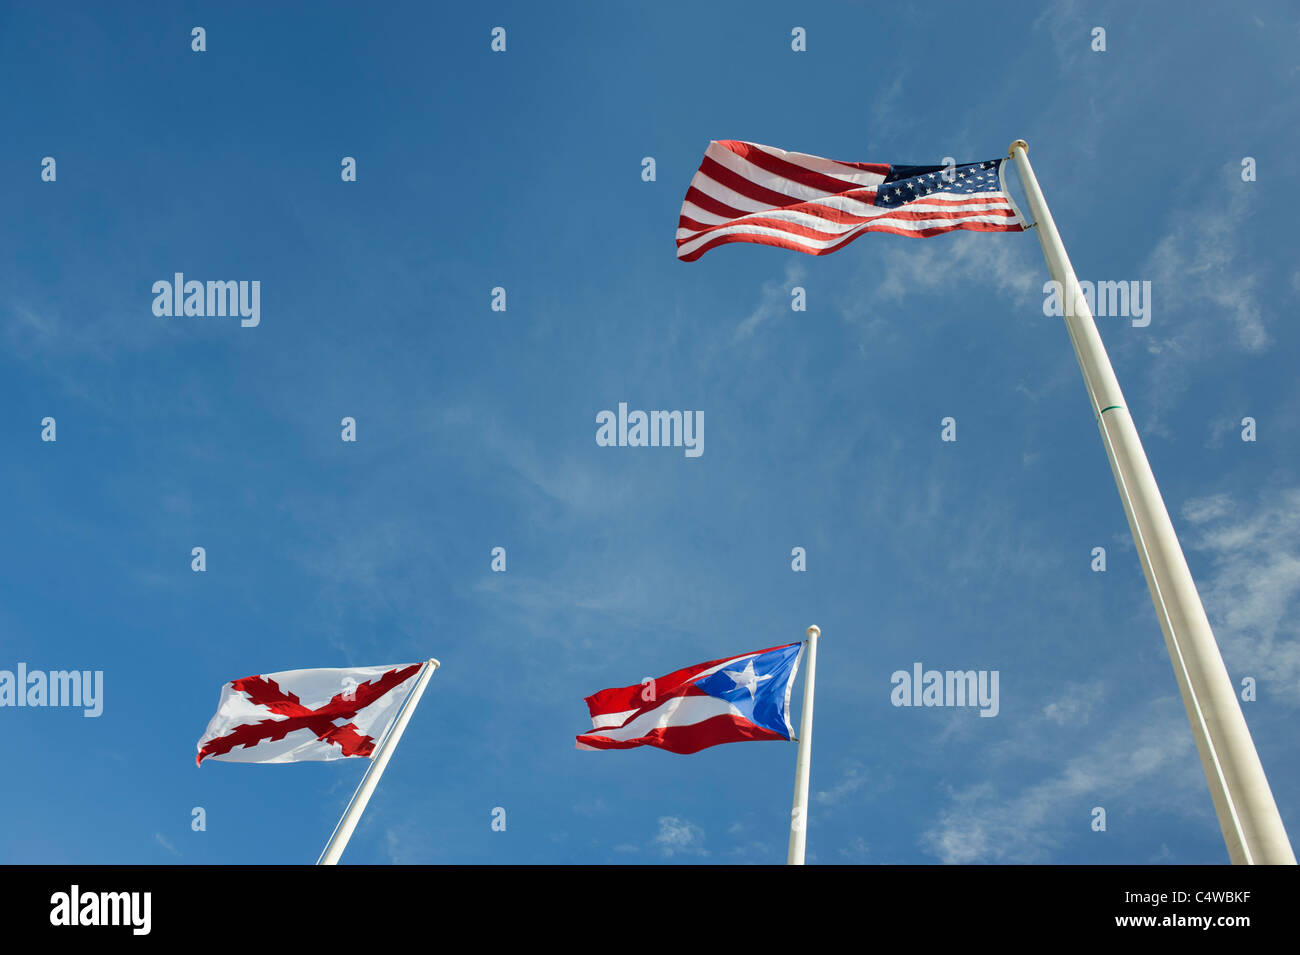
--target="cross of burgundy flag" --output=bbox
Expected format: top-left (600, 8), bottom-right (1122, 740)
top-left (676, 140), bottom-right (1026, 261)
top-left (196, 663), bottom-right (424, 766)
top-left (577, 643), bottom-right (804, 755)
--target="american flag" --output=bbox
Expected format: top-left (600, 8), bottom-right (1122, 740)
top-left (676, 140), bottom-right (1026, 261)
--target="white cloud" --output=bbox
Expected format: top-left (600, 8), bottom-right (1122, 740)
top-left (653, 815), bottom-right (707, 857)
top-left (573, 796), bottom-right (607, 816)
top-left (1182, 493), bottom-right (1233, 525)
top-left (1181, 488), bottom-right (1300, 703)
top-left (815, 761), bottom-right (869, 805)
top-left (1143, 186), bottom-right (1268, 354)
top-left (1205, 416), bottom-right (1239, 450)
top-left (1136, 179), bottom-right (1269, 435)
top-left (1043, 680), bottom-right (1107, 726)
top-left (153, 833), bottom-right (180, 857)
top-left (733, 261), bottom-right (806, 343)
top-left (921, 699), bottom-right (1201, 863)
top-left (1032, 0), bottom-right (1088, 76)
top-left (858, 232), bottom-right (1039, 308)
top-left (865, 75), bottom-right (906, 151)
top-left (839, 836), bottom-right (871, 861)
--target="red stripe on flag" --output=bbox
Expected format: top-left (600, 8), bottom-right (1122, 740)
top-left (679, 202), bottom-right (1018, 248)
top-left (584, 642), bottom-right (800, 721)
top-left (697, 156), bottom-right (814, 209)
top-left (717, 141), bottom-right (888, 195)
top-left (677, 216), bottom-right (1024, 262)
top-left (681, 185), bottom-right (880, 229)
top-left (680, 185), bottom-right (752, 225)
top-left (576, 714), bottom-right (788, 755)
top-left (714, 140), bottom-right (889, 175)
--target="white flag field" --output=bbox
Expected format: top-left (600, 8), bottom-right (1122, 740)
top-left (196, 663), bottom-right (424, 765)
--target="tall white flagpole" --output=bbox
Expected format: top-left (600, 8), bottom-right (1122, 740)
top-left (317, 658), bottom-right (440, 865)
top-left (787, 625), bottom-right (819, 865)
top-left (1008, 140), bottom-right (1294, 865)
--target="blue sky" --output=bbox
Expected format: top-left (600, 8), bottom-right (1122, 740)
top-left (2, 0), bottom-right (1298, 864)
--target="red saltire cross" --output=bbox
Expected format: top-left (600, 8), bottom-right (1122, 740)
top-left (196, 664), bottom-right (421, 766)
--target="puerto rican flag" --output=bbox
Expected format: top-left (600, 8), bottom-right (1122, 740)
top-left (196, 663), bottom-right (424, 766)
top-left (577, 643), bottom-right (804, 754)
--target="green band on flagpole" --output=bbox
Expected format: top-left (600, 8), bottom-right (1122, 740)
top-left (1097, 404), bottom-right (1124, 417)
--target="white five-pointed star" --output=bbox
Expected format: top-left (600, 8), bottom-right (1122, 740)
top-left (724, 659), bottom-right (773, 700)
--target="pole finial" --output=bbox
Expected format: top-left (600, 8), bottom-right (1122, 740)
top-left (1009, 139), bottom-right (1028, 157)
top-left (806, 625), bottom-right (821, 639)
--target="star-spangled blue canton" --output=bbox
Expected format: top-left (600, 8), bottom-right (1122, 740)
top-left (873, 160), bottom-right (1008, 206)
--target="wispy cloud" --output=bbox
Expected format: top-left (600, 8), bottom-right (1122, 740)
top-left (1205, 415), bottom-right (1242, 450)
top-left (853, 232), bottom-right (1039, 309)
top-left (1032, 0), bottom-right (1089, 76)
top-left (1136, 177), bottom-right (1269, 436)
top-left (815, 760), bottom-right (870, 806)
top-left (1144, 183), bottom-right (1267, 353)
top-left (653, 815), bottom-right (708, 857)
top-left (733, 261), bottom-right (806, 343)
top-left (573, 796), bottom-right (608, 816)
top-left (839, 835), bottom-right (871, 861)
top-left (1182, 487), bottom-right (1300, 703)
top-left (864, 74), bottom-right (906, 152)
top-left (1043, 681), bottom-right (1107, 726)
top-left (153, 832), bottom-right (181, 858)
top-left (921, 698), bottom-right (1201, 863)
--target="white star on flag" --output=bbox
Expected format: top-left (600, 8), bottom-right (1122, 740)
top-left (724, 659), bottom-right (773, 700)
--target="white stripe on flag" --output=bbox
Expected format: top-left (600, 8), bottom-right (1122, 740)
top-left (588, 694), bottom-right (744, 743)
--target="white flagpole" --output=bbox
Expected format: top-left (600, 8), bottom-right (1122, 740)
top-left (1008, 140), bottom-right (1294, 865)
top-left (787, 625), bottom-right (819, 865)
top-left (317, 658), bottom-right (440, 865)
